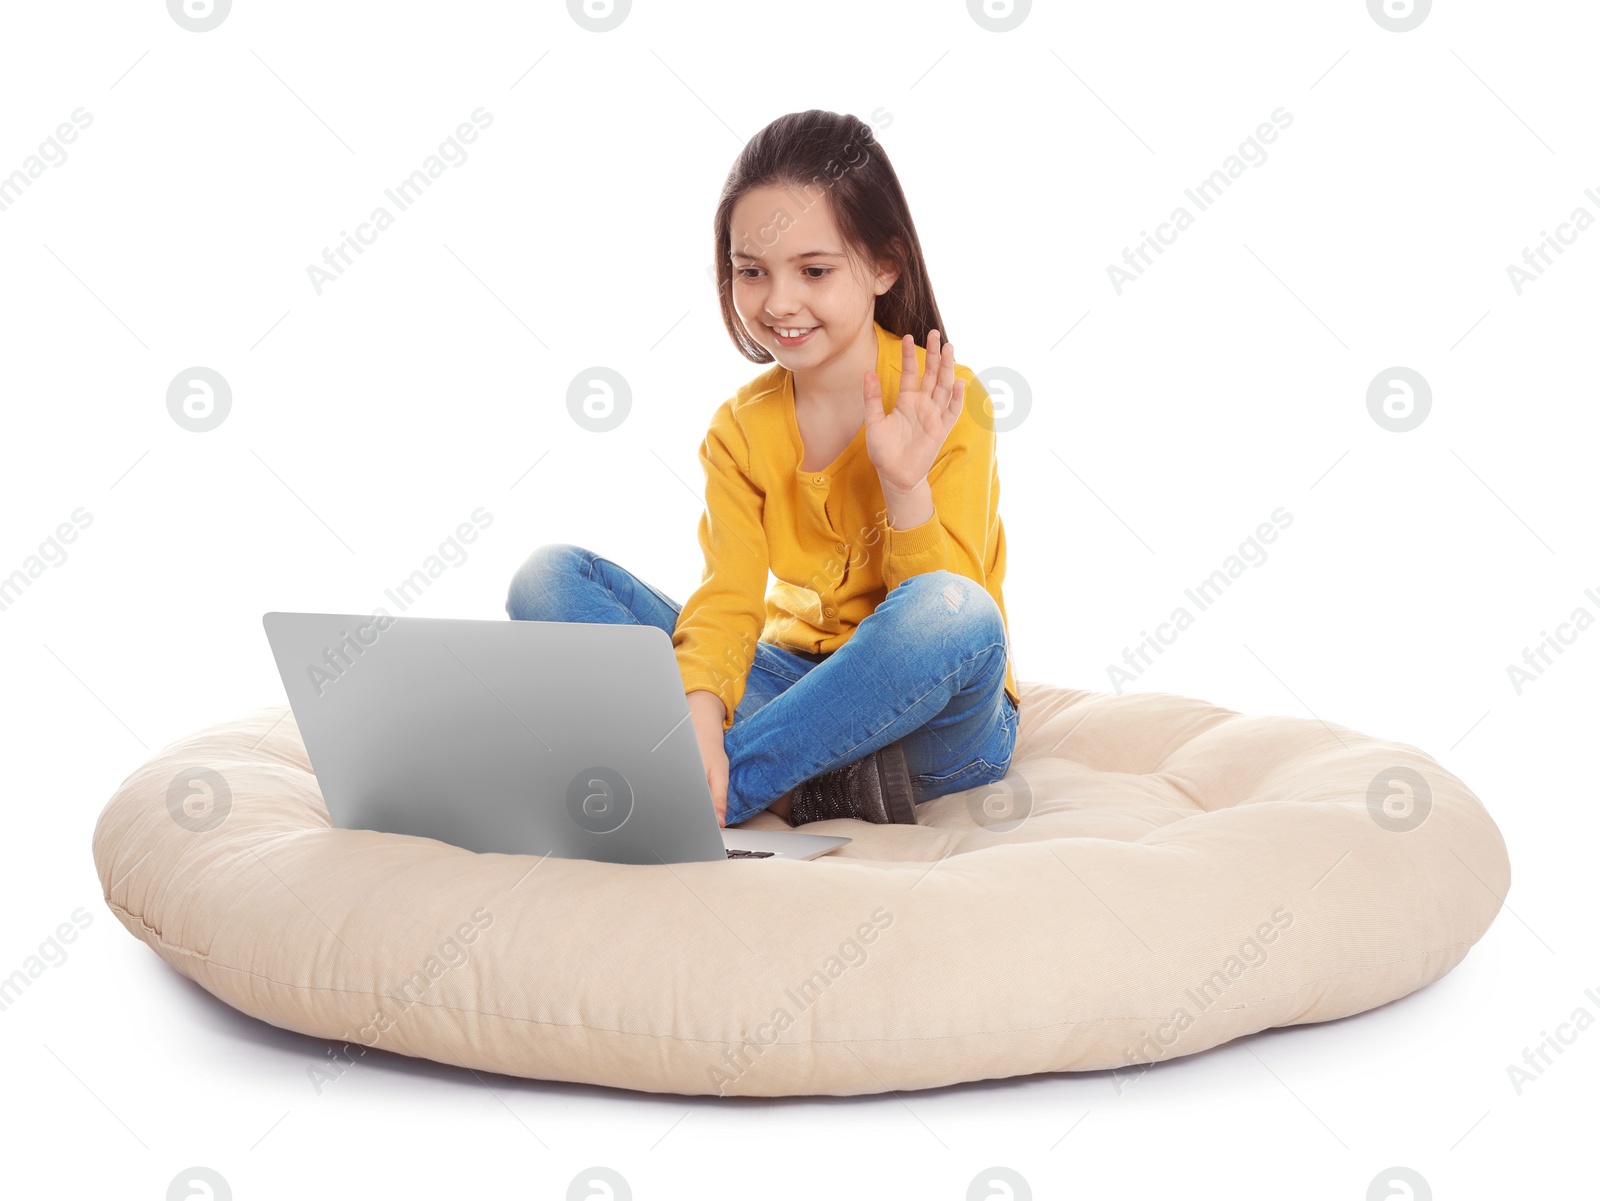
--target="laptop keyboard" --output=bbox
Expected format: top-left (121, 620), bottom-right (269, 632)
top-left (725, 848), bottom-right (776, 859)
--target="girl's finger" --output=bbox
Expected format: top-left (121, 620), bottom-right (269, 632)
top-left (927, 345), bottom-right (954, 410)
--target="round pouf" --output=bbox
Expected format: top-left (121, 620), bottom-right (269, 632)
top-left (91, 681), bottom-right (1510, 1097)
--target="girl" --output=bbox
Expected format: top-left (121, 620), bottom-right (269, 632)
top-left (506, 109), bottom-right (1020, 830)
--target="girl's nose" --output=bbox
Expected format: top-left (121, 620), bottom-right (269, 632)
top-left (764, 281), bottom-right (800, 319)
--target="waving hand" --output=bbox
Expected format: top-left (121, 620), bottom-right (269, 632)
top-left (861, 329), bottom-right (967, 494)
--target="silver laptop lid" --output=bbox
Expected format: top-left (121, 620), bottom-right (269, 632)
top-left (262, 612), bottom-right (732, 864)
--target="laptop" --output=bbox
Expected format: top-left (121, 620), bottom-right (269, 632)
top-left (261, 612), bottom-right (851, 865)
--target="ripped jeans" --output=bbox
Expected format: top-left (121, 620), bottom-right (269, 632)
top-left (505, 543), bottom-right (1019, 827)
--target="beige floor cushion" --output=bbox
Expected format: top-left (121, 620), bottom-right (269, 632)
top-left (92, 681), bottom-right (1510, 1096)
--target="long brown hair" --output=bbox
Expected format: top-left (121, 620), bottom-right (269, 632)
top-left (713, 110), bottom-right (948, 364)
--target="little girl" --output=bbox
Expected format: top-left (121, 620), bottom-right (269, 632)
top-left (507, 109), bottom-right (1020, 830)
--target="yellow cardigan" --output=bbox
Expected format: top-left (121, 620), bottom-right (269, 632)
top-left (674, 320), bottom-right (1020, 731)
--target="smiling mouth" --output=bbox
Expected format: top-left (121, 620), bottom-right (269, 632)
top-left (767, 324), bottom-right (818, 345)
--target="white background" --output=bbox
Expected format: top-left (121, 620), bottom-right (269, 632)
top-left (2, 0), bottom-right (1594, 1197)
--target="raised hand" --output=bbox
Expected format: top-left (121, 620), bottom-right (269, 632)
top-left (861, 329), bottom-right (967, 494)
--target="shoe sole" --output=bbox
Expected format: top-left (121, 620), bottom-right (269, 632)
top-left (875, 740), bottom-right (917, 825)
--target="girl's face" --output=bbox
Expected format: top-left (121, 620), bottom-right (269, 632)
top-left (727, 185), bottom-right (897, 368)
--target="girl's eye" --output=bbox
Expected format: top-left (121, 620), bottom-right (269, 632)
top-left (732, 267), bottom-right (832, 280)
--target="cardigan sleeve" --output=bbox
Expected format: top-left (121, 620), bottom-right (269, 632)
top-left (672, 399), bottom-right (770, 732)
top-left (879, 369), bottom-right (999, 594)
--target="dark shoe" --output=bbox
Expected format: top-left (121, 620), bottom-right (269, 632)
top-left (785, 739), bottom-right (917, 826)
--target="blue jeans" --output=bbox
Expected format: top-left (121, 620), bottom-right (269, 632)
top-left (504, 544), bottom-right (1019, 826)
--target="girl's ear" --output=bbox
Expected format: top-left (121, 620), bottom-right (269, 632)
top-left (873, 239), bottom-right (903, 295)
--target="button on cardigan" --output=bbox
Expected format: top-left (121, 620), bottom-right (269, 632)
top-left (673, 320), bottom-right (1020, 731)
